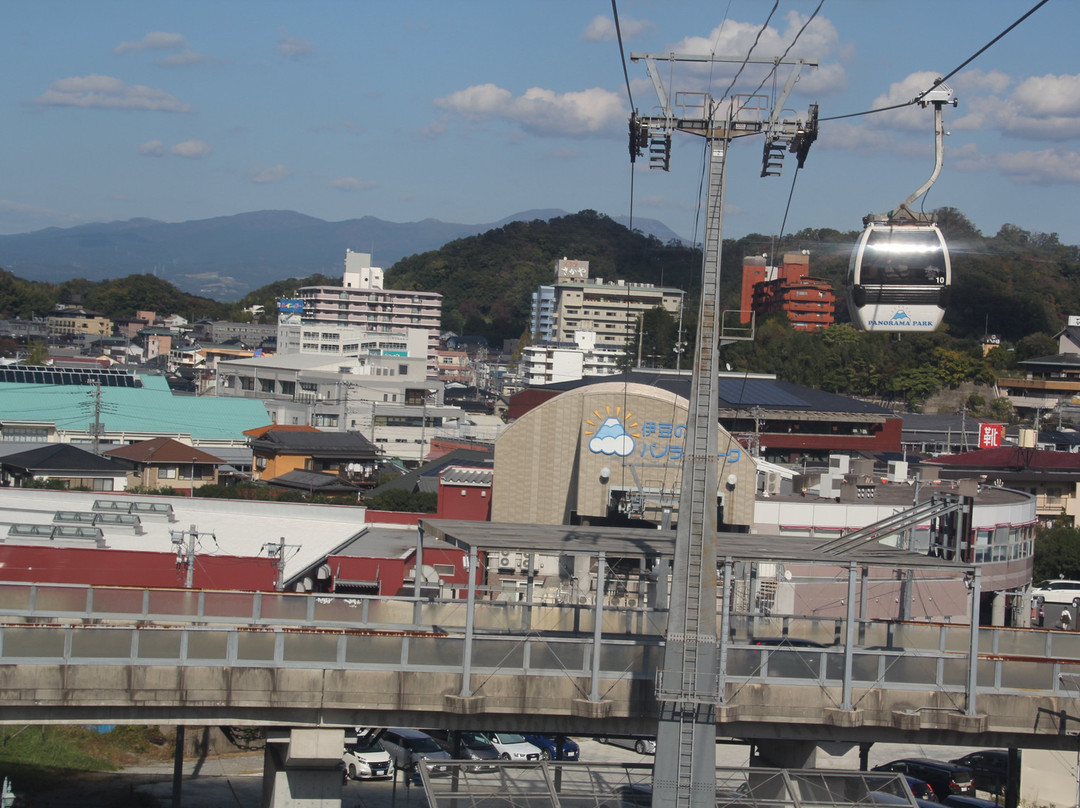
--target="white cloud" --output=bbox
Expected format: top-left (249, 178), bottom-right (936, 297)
top-left (327, 177), bottom-right (376, 191)
top-left (170, 140), bottom-right (211, 158)
top-left (35, 75), bottom-right (192, 112)
top-left (276, 31), bottom-right (313, 59)
top-left (583, 15), bottom-right (652, 42)
top-left (953, 145), bottom-right (1080, 185)
top-left (250, 164), bottom-right (291, 183)
top-left (138, 140), bottom-right (165, 156)
top-left (435, 84), bottom-right (511, 121)
top-left (435, 83), bottom-right (625, 137)
top-left (114, 32), bottom-right (187, 55)
top-left (669, 11), bottom-right (846, 96)
top-left (952, 68), bottom-right (1012, 95)
top-left (950, 71), bottom-right (1080, 141)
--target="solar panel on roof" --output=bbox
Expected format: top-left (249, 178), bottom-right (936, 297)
top-left (0, 366), bottom-right (140, 388)
top-left (716, 378), bottom-right (809, 409)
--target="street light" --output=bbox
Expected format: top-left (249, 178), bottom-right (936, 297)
top-left (190, 457), bottom-right (197, 498)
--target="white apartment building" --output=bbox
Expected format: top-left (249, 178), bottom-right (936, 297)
top-left (529, 258), bottom-right (684, 349)
top-left (277, 322), bottom-right (428, 360)
top-left (519, 331), bottom-right (623, 385)
top-left (295, 250), bottom-right (442, 371)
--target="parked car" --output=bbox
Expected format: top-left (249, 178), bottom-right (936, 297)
top-left (378, 728), bottom-right (452, 775)
top-left (425, 729), bottom-right (500, 771)
top-left (594, 736), bottom-right (656, 755)
top-left (905, 776), bottom-right (939, 802)
top-left (871, 759), bottom-right (974, 801)
top-left (483, 732), bottom-right (542, 761)
top-left (522, 734), bottom-right (580, 761)
top-left (868, 789), bottom-right (939, 808)
top-left (341, 737), bottom-right (394, 780)
top-left (1030, 579), bottom-right (1080, 601)
top-left (949, 750), bottom-right (1012, 795)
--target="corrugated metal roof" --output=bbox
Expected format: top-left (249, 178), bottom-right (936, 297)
top-left (0, 377), bottom-right (268, 441)
top-left (418, 518), bottom-right (967, 569)
top-left (440, 466), bottom-right (493, 486)
top-left (532, 371), bottom-right (893, 418)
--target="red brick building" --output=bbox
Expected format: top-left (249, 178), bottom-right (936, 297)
top-left (741, 252), bottom-right (836, 331)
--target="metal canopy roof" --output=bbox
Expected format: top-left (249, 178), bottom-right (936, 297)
top-left (418, 518), bottom-right (968, 570)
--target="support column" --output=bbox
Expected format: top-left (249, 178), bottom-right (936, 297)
top-left (991, 590), bottom-right (1006, 627)
top-left (261, 728), bottom-right (346, 808)
top-left (965, 567), bottom-right (982, 717)
top-left (590, 552), bottom-right (607, 702)
top-left (842, 562), bottom-right (857, 711)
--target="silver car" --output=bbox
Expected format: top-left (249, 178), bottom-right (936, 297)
top-left (595, 736), bottom-right (656, 755)
top-left (378, 728), bottom-right (452, 775)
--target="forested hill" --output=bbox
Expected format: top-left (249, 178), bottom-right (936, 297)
top-left (1, 208), bottom-right (1078, 351)
top-left (385, 208), bottom-right (1080, 346)
top-left (386, 210), bottom-right (702, 343)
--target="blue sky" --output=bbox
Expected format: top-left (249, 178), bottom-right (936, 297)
top-left (4, 0), bottom-right (1079, 252)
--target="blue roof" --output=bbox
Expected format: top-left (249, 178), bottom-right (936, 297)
top-left (0, 374), bottom-right (268, 441)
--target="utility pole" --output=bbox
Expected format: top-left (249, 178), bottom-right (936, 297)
top-left (87, 380), bottom-right (103, 455)
top-left (629, 50), bottom-right (818, 808)
top-left (171, 524), bottom-right (206, 588)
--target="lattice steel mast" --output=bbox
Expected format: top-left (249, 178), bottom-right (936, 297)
top-left (628, 51), bottom-right (819, 808)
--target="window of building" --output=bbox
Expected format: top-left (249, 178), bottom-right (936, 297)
top-left (313, 414), bottom-right (339, 428)
top-left (160, 467), bottom-right (177, 479)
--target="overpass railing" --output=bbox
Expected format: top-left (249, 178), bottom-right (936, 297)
top-left (1, 581), bottom-right (1079, 697)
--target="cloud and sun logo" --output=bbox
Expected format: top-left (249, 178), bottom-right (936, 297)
top-left (585, 405), bottom-right (639, 457)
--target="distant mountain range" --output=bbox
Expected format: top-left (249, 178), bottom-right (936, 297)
top-left (0, 209), bottom-right (685, 300)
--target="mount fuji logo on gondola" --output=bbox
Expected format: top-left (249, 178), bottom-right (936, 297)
top-left (585, 406), bottom-right (638, 457)
top-left (869, 309), bottom-right (935, 329)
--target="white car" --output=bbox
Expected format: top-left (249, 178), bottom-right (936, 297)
top-left (342, 737), bottom-right (394, 780)
top-left (595, 736), bottom-right (657, 755)
top-left (484, 732), bottom-right (542, 761)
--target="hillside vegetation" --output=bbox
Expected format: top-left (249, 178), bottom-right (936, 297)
top-left (2, 209), bottom-right (1077, 416)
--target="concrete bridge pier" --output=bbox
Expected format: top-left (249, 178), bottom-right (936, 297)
top-left (261, 728), bottom-right (346, 808)
top-left (752, 740), bottom-right (858, 770)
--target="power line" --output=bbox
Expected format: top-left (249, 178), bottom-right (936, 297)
top-left (610, 0), bottom-right (635, 111)
top-left (716, 0), bottom-right (779, 107)
top-left (822, 0), bottom-right (1052, 123)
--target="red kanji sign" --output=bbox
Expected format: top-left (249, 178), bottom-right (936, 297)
top-left (979, 423), bottom-right (1005, 449)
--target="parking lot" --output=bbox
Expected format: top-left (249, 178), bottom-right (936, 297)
top-left (37, 736), bottom-right (1058, 807)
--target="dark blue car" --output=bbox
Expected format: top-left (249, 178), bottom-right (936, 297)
top-left (522, 734), bottom-right (580, 761)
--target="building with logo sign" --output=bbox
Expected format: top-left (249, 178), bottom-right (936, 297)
top-left (509, 370), bottom-right (902, 465)
top-left (493, 380), bottom-right (757, 528)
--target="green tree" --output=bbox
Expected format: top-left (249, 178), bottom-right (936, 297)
top-left (22, 340), bottom-right (49, 365)
top-left (1034, 522), bottom-right (1080, 581)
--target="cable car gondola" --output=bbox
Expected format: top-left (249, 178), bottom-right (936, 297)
top-left (848, 83), bottom-right (956, 333)
top-left (848, 211), bottom-right (950, 331)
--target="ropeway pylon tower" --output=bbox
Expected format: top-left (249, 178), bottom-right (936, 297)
top-left (628, 51), bottom-right (819, 808)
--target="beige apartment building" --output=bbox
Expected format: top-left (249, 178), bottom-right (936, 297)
top-left (530, 259), bottom-right (684, 349)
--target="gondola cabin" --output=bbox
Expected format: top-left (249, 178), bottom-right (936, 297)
top-left (847, 221), bottom-right (950, 332)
